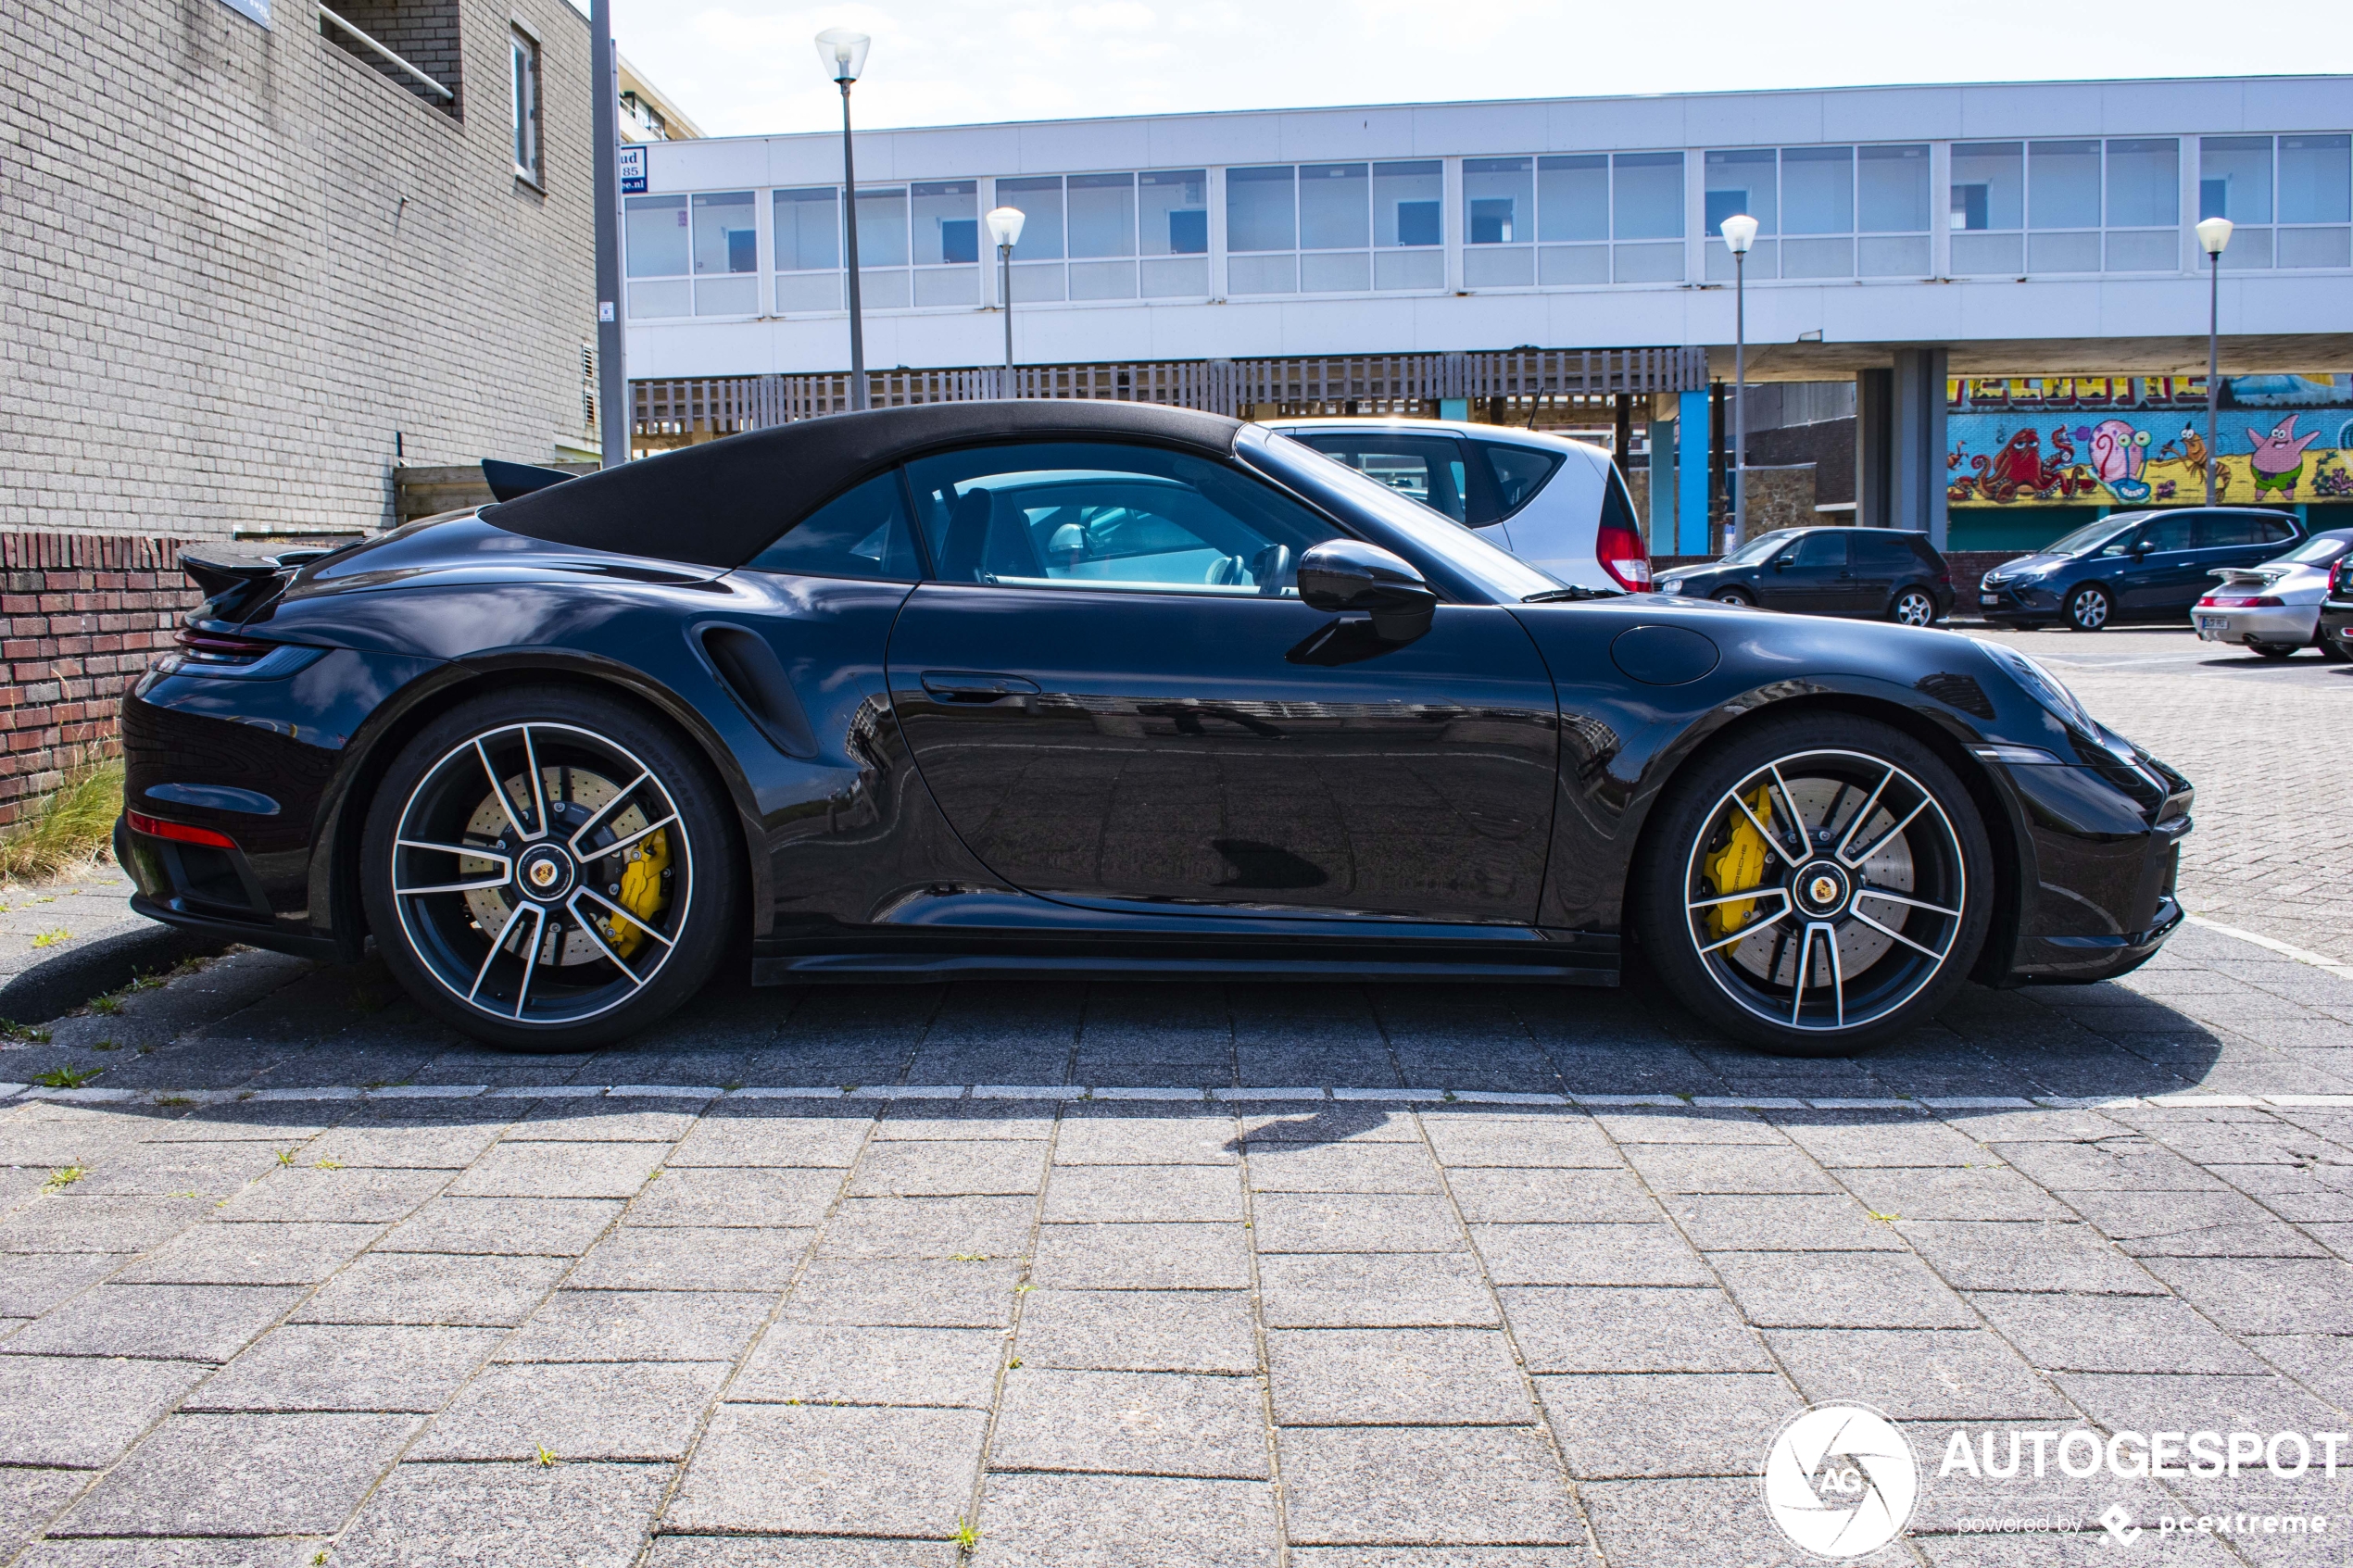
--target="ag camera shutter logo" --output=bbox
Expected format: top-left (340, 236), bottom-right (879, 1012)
top-left (1763, 1404), bottom-right (1919, 1558)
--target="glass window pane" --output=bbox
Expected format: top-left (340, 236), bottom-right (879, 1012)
top-left (902, 443), bottom-right (1339, 594)
top-left (1374, 249), bottom-right (1442, 290)
top-left (912, 181), bottom-right (977, 267)
top-left (1538, 154), bottom-right (1608, 242)
top-left (998, 176), bottom-right (1064, 260)
top-left (1539, 244), bottom-right (1609, 283)
top-left (748, 472), bottom-right (923, 580)
top-left (2105, 230), bottom-right (2178, 270)
top-left (1141, 256), bottom-right (1210, 295)
top-left (774, 271), bottom-right (839, 311)
top-left (1950, 142), bottom-right (2022, 231)
top-left (2029, 231), bottom-right (2101, 272)
top-left (1952, 231), bottom-right (2023, 274)
top-left (1859, 233), bottom-right (1930, 276)
top-left (914, 268), bottom-right (977, 307)
top-left (1464, 157), bottom-right (1533, 245)
top-left (1301, 251), bottom-right (1369, 291)
top-left (1857, 144), bottom-right (1930, 233)
top-left (1069, 258), bottom-right (1137, 299)
top-left (1373, 161), bottom-right (1442, 247)
top-left (691, 192), bottom-right (758, 275)
top-left (625, 194), bottom-right (689, 277)
top-left (772, 187), bottom-right (838, 273)
top-left (1464, 247), bottom-right (1532, 286)
top-left (1139, 170), bottom-right (1208, 257)
top-left (1291, 434), bottom-right (1469, 522)
top-left (696, 275), bottom-right (757, 315)
top-left (851, 187), bottom-right (907, 269)
top-left (1228, 253), bottom-right (1296, 295)
top-left (2030, 141), bottom-right (2101, 230)
top-left (2279, 226), bottom-right (2349, 268)
top-left (1477, 443), bottom-right (1566, 514)
top-left (1614, 152), bottom-right (1684, 240)
top-left (1300, 163), bottom-right (1368, 250)
top-left (1227, 166), bottom-right (1296, 253)
top-left (1068, 172), bottom-right (1137, 258)
top-left (1780, 145), bottom-right (1853, 234)
top-left (627, 279), bottom-right (690, 318)
top-left (1614, 240), bottom-right (1683, 282)
top-left (2201, 136), bottom-right (2274, 224)
top-left (2280, 134), bottom-right (2352, 225)
top-left (1705, 148), bottom-right (1777, 236)
top-left (2106, 138), bottom-right (2178, 229)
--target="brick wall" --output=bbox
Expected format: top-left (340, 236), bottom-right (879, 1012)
top-left (0, 533), bottom-right (201, 826)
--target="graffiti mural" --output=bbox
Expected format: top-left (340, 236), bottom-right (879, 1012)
top-left (1947, 374), bottom-right (2353, 507)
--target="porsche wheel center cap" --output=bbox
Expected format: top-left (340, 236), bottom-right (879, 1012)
top-left (517, 847), bottom-right (574, 902)
top-left (1793, 862), bottom-right (1850, 917)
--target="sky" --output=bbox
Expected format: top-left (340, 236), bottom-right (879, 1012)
top-left (606, 0), bottom-right (2353, 141)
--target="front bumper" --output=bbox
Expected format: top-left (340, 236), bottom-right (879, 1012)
top-left (2320, 601), bottom-right (2353, 648)
top-left (1994, 746), bottom-right (2194, 985)
top-left (2189, 604), bottom-right (2319, 646)
top-left (1977, 581), bottom-right (2061, 622)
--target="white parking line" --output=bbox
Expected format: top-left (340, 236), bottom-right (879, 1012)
top-left (2185, 913), bottom-right (2353, 978)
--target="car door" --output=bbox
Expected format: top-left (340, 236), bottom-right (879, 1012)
top-left (1757, 531), bottom-right (1849, 613)
top-left (2109, 511), bottom-right (2201, 613)
top-left (884, 439), bottom-right (1560, 924)
top-left (1286, 432), bottom-right (1509, 555)
top-left (2194, 511), bottom-right (2297, 576)
top-left (1846, 533), bottom-right (1913, 617)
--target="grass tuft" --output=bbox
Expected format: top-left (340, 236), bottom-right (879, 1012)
top-left (535, 1443), bottom-right (559, 1468)
top-left (0, 1019), bottom-right (50, 1043)
top-left (32, 1066), bottom-right (99, 1089)
top-left (950, 1519), bottom-right (981, 1551)
top-left (0, 760), bottom-right (123, 883)
top-left (31, 928), bottom-right (70, 949)
top-left (43, 1165), bottom-right (87, 1190)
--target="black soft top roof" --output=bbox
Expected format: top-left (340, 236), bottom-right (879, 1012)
top-left (484, 400), bottom-right (1244, 569)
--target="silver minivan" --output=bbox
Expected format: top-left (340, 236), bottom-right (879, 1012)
top-left (1261, 418), bottom-right (1650, 594)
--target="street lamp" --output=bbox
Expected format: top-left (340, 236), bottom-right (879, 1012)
top-left (2197, 215), bottom-right (2233, 505)
top-left (1719, 213), bottom-right (1759, 552)
top-left (815, 28), bottom-right (872, 412)
top-left (986, 206), bottom-right (1026, 396)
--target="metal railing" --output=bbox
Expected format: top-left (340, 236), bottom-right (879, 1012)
top-left (318, 6), bottom-right (455, 101)
top-left (632, 347), bottom-right (1708, 438)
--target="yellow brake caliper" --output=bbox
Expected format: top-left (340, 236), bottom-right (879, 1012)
top-left (607, 829), bottom-right (672, 960)
top-left (1704, 786), bottom-right (1774, 941)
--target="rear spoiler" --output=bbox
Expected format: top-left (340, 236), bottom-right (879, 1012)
top-left (483, 458), bottom-right (579, 502)
top-left (179, 544), bottom-right (334, 600)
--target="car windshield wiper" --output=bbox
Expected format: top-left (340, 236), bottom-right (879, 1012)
top-left (1522, 585), bottom-right (1626, 603)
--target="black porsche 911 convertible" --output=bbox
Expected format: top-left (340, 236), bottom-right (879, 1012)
top-left (116, 402), bottom-right (2191, 1057)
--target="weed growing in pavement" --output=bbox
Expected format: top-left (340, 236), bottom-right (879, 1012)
top-left (91, 1040), bottom-right (120, 1051)
top-left (348, 982), bottom-right (387, 1013)
top-left (157, 1095), bottom-right (193, 1107)
top-left (950, 1253), bottom-right (990, 1262)
top-left (312, 1159), bottom-right (344, 1170)
top-left (30, 929), bottom-right (70, 948)
top-left (42, 1166), bottom-right (86, 1190)
top-left (168, 1190), bottom-right (202, 1198)
top-left (89, 995), bottom-right (123, 1015)
top-left (951, 1519), bottom-right (981, 1550)
top-left (32, 1066), bottom-right (98, 1089)
top-left (535, 1444), bottom-right (559, 1467)
top-left (275, 1148), bottom-right (298, 1166)
top-left (0, 1019), bottom-right (50, 1043)
top-left (0, 759), bottom-right (122, 881)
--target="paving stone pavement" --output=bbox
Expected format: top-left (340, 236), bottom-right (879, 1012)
top-left (1, 907), bottom-right (2351, 1566)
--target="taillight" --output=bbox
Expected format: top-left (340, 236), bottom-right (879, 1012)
top-left (126, 810), bottom-right (237, 848)
top-left (1596, 522), bottom-right (1650, 591)
top-left (173, 628), bottom-right (281, 667)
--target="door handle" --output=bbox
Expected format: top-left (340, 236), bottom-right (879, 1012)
top-left (920, 671), bottom-right (1041, 703)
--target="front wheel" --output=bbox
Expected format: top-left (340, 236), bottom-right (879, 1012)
top-left (2065, 583), bottom-right (2112, 632)
top-left (1889, 588), bottom-right (1937, 627)
top-left (361, 687), bottom-right (741, 1051)
top-left (1713, 588), bottom-right (1756, 608)
top-left (1633, 715), bottom-right (1994, 1055)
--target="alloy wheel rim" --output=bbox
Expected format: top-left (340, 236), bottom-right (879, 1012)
top-left (389, 722), bottom-right (692, 1026)
top-left (1895, 592), bottom-right (1933, 626)
top-left (1681, 747), bottom-right (1966, 1034)
top-left (2072, 589), bottom-right (2108, 629)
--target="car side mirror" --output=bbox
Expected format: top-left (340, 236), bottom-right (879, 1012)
top-left (1297, 539), bottom-right (1438, 643)
top-left (1772, 554), bottom-right (1794, 571)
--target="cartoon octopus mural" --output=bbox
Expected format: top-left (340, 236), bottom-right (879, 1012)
top-left (1950, 426), bottom-right (2093, 503)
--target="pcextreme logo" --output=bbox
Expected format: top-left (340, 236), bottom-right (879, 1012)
top-left (1762, 1404), bottom-right (1921, 1559)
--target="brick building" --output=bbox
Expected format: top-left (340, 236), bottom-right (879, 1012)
top-left (0, 0), bottom-right (598, 820)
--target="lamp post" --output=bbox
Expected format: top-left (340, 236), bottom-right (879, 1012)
top-left (986, 206), bottom-right (1026, 397)
top-left (815, 29), bottom-right (872, 412)
top-left (2196, 216), bottom-right (2233, 505)
top-left (1719, 214), bottom-right (1759, 552)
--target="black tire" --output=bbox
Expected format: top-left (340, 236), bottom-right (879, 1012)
top-left (1713, 588), bottom-right (1756, 608)
top-left (1632, 713), bottom-right (1994, 1056)
top-left (2064, 583), bottom-right (2112, 632)
top-left (361, 685), bottom-right (741, 1052)
top-left (2319, 632), bottom-right (2352, 664)
top-left (2247, 641), bottom-right (2298, 659)
top-left (1888, 587), bottom-right (1937, 627)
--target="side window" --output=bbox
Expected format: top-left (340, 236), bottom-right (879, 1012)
top-left (2194, 513), bottom-right (2263, 548)
top-left (2139, 514), bottom-right (2197, 552)
top-left (1791, 532), bottom-right (1848, 569)
top-left (1856, 535), bottom-right (1916, 571)
top-left (1474, 442), bottom-right (1567, 518)
top-left (743, 472), bottom-right (924, 580)
top-left (901, 442), bottom-right (1340, 596)
top-left (2258, 517), bottom-right (2297, 546)
top-left (1291, 435), bottom-right (1469, 524)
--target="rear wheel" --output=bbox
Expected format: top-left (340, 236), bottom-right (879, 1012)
top-left (361, 687), bottom-right (740, 1052)
top-left (2319, 631), bottom-right (2352, 664)
top-left (2065, 583), bottom-right (2112, 632)
top-left (1714, 587), bottom-right (1755, 608)
top-left (1889, 588), bottom-right (1937, 627)
top-left (1633, 714), bottom-right (1994, 1056)
top-left (2249, 641), bottom-right (2299, 659)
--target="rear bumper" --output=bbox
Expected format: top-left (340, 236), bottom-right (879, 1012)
top-left (116, 814), bottom-right (349, 961)
top-left (2189, 605), bottom-right (2318, 645)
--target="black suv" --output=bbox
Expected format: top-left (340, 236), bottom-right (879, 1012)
top-left (1979, 508), bottom-right (2304, 631)
top-left (1654, 527), bottom-right (1955, 625)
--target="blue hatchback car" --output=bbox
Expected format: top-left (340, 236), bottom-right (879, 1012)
top-left (1978, 507), bottom-right (2305, 631)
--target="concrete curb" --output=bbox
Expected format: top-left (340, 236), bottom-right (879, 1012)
top-left (0, 922), bottom-right (232, 1027)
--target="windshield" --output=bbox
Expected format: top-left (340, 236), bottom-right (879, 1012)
top-left (1237, 427), bottom-right (1564, 605)
top-left (2280, 531), bottom-right (2353, 565)
top-left (2042, 514), bottom-right (2147, 558)
top-left (1718, 531), bottom-right (1798, 568)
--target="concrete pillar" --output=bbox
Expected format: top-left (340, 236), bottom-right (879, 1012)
top-left (1890, 347), bottom-right (1950, 547)
top-left (1612, 395), bottom-right (1632, 477)
top-left (1855, 368), bottom-right (1893, 530)
top-left (1648, 403), bottom-right (1676, 549)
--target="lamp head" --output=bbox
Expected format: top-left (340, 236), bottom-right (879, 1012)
top-left (814, 28), bottom-right (871, 83)
top-left (1719, 213), bottom-right (1760, 256)
top-left (986, 206), bottom-right (1027, 249)
top-left (2196, 215), bottom-right (2233, 257)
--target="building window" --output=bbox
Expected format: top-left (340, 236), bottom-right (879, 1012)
top-left (1226, 161), bottom-right (1441, 296)
top-left (1706, 144), bottom-right (1929, 281)
top-left (510, 30), bottom-right (540, 183)
top-left (1949, 141), bottom-right (2024, 274)
top-left (2202, 134), bottom-right (2352, 270)
top-left (623, 191), bottom-right (757, 318)
top-left (998, 171), bottom-right (1210, 301)
top-left (1957, 139), bottom-right (2181, 276)
top-left (321, 0), bottom-right (464, 117)
top-left (1704, 148), bottom-right (1778, 279)
top-left (774, 187), bottom-right (840, 310)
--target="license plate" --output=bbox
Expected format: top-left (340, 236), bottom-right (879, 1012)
top-left (1978, 594), bottom-right (1999, 606)
top-left (2197, 617), bottom-right (2228, 633)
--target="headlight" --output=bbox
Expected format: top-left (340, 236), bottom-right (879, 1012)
top-left (1657, 579), bottom-right (1684, 595)
top-left (1974, 638), bottom-right (2097, 734)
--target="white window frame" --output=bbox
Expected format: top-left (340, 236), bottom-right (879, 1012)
top-left (509, 22), bottom-right (541, 187)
